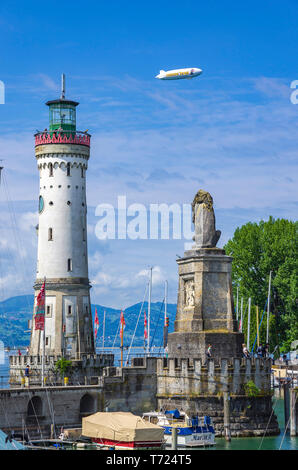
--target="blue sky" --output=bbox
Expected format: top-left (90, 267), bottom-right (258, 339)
top-left (0, 0), bottom-right (297, 308)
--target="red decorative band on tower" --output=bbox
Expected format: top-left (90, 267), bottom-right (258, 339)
top-left (35, 131), bottom-right (91, 147)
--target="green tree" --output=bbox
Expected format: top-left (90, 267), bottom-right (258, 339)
top-left (224, 217), bottom-right (298, 355)
top-left (55, 357), bottom-right (72, 378)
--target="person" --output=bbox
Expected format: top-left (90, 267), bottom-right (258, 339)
top-left (18, 349), bottom-right (22, 356)
top-left (206, 344), bottom-right (212, 359)
top-left (24, 364), bottom-right (30, 381)
top-left (26, 346), bottom-right (29, 355)
top-left (257, 344), bottom-right (263, 358)
top-left (164, 345), bottom-right (168, 358)
top-left (242, 344), bottom-right (250, 358)
top-left (264, 343), bottom-right (269, 359)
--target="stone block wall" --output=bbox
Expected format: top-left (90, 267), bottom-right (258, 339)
top-left (156, 356), bottom-right (279, 436)
top-left (9, 353), bottom-right (114, 387)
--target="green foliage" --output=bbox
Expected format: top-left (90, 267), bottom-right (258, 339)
top-left (55, 358), bottom-right (72, 377)
top-left (244, 380), bottom-right (260, 397)
top-left (224, 217), bottom-right (298, 355)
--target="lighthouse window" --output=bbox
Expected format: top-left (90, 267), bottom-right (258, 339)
top-left (67, 201), bottom-right (71, 205)
top-left (67, 258), bottom-right (72, 271)
top-left (49, 163), bottom-right (53, 177)
top-left (81, 167), bottom-right (84, 178)
top-left (68, 305), bottom-right (72, 315)
top-left (48, 228), bottom-right (53, 240)
top-left (67, 163), bottom-right (71, 176)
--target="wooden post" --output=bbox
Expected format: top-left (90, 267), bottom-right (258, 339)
top-left (223, 391), bottom-right (231, 441)
top-left (290, 389), bottom-right (297, 436)
top-left (171, 427), bottom-right (177, 449)
top-left (284, 382), bottom-right (290, 432)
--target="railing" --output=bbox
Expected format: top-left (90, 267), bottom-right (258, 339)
top-left (34, 130), bottom-right (91, 147)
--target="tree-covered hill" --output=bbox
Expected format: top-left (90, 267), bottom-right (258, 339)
top-left (0, 295), bottom-right (176, 348)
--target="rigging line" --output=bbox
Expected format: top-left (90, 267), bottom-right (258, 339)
top-left (150, 299), bottom-right (165, 351)
top-left (125, 282), bottom-right (149, 366)
top-left (258, 395), bottom-right (279, 449)
top-left (2, 173), bottom-right (33, 314)
top-left (25, 389), bottom-right (46, 444)
top-left (112, 319), bottom-right (121, 349)
top-left (250, 299), bottom-right (268, 354)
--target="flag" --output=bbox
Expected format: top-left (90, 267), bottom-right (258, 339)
top-left (94, 308), bottom-right (99, 340)
top-left (144, 310), bottom-right (148, 340)
top-left (35, 281), bottom-right (45, 330)
top-left (120, 310), bottom-right (125, 340)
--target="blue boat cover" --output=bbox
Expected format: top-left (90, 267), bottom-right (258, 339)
top-left (165, 409), bottom-right (181, 419)
top-left (0, 430), bottom-right (26, 450)
top-left (204, 416), bottom-right (211, 426)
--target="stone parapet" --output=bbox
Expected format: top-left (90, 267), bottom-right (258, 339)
top-left (157, 357), bottom-right (272, 396)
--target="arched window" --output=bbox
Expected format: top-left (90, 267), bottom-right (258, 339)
top-left (27, 396), bottom-right (43, 417)
top-left (49, 163), bottom-right (53, 177)
top-left (80, 394), bottom-right (95, 415)
top-left (48, 227), bottom-right (53, 241)
top-left (67, 162), bottom-right (71, 176)
top-left (81, 166), bottom-right (84, 178)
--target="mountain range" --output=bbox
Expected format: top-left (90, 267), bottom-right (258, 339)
top-left (0, 295), bottom-right (176, 348)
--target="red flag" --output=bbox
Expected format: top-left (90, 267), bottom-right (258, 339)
top-left (120, 310), bottom-right (125, 339)
top-left (35, 281), bottom-right (45, 330)
top-left (94, 308), bottom-right (99, 339)
top-left (144, 310), bottom-right (148, 340)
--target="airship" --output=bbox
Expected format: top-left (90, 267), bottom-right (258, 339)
top-left (155, 67), bottom-right (202, 80)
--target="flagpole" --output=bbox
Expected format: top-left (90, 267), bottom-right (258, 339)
top-left (266, 271), bottom-right (272, 345)
top-left (42, 277), bottom-right (46, 387)
top-left (120, 312), bottom-right (123, 369)
top-left (147, 267), bottom-right (152, 356)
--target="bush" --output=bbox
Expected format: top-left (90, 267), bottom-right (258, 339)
top-left (244, 380), bottom-right (260, 397)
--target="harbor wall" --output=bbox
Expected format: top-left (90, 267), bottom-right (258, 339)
top-left (1, 356), bottom-right (280, 438)
top-left (156, 356), bottom-right (280, 437)
top-left (0, 385), bottom-right (103, 439)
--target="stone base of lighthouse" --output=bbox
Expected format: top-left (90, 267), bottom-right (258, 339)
top-left (30, 278), bottom-right (95, 358)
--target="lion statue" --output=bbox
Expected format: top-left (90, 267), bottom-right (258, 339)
top-left (191, 189), bottom-right (221, 248)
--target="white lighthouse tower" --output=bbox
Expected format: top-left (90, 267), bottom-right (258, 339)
top-left (30, 75), bottom-right (94, 358)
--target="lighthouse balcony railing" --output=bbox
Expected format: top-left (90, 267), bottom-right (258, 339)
top-left (34, 130), bottom-right (91, 147)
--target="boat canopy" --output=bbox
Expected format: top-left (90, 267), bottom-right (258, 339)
top-left (82, 412), bottom-right (164, 443)
top-left (164, 409), bottom-right (181, 419)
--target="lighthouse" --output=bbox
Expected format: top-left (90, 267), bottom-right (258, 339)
top-left (30, 75), bottom-right (94, 358)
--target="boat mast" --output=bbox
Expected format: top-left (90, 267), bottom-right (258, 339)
top-left (247, 297), bottom-right (251, 351)
top-left (240, 297), bottom-right (243, 332)
top-left (236, 285), bottom-right (239, 322)
top-left (147, 267), bottom-right (152, 355)
top-left (103, 310), bottom-right (106, 349)
top-left (163, 281), bottom-right (168, 349)
top-left (266, 271), bottom-right (272, 346)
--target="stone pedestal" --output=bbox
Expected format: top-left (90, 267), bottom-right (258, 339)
top-left (168, 247), bottom-right (244, 359)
